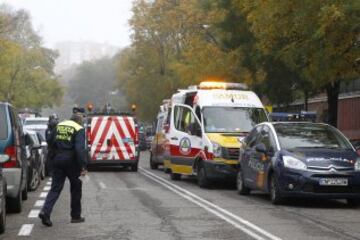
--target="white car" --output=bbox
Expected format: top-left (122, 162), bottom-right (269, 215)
top-left (23, 117), bottom-right (48, 139)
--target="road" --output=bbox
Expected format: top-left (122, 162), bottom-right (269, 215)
top-left (2, 151), bottom-right (360, 240)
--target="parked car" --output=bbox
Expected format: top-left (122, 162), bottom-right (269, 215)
top-left (23, 117), bottom-right (48, 131)
top-left (0, 102), bottom-right (27, 213)
top-left (237, 122), bottom-right (360, 206)
top-left (24, 130), bottom-right (44, 191)
top-left (0, 154), bottom-right (9, 234)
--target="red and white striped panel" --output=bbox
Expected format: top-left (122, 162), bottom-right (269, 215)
top-left (89, 116), bottom-right (136, 161)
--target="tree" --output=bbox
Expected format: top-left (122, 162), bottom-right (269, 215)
top-left (0, 5), bottom-right (63, 109)
top-left (243, 0), bottom-right (360, 126)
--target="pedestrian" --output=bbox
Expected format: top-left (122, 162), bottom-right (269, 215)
top-left (45, 114), bottom-right (59, 176)
top-left (39, 110), bottom-right (87, 227)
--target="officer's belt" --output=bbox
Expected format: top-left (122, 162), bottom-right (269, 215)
top-left (55, 149), bottom-right (75, 155)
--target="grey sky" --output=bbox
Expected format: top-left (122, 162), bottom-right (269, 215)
top-left (0, 0), bottom-right (133, 48)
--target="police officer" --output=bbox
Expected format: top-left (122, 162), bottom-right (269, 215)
top-left (39, 111), bottom-right (87, 227)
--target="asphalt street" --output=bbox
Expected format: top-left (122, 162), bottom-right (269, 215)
top-left (2, 151), bottom-right (360, 240)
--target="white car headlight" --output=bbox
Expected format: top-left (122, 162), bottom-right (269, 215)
top-left (355, 158), bottom-right (360, 171)
top-left (212, 142), bottom-right (222, 158)
top-left (283, 156), bottom-right (307, 171)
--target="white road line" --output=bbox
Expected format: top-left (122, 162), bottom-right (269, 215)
top-left (18, 224), bottom-right (34, 236)
top-left (99, 182), bottom-right (106, 189)
top-left (39, 192), bottom-right (48, 198)
top-left (44, 186), bottom-right (51, 191)
top-left (34, 200), bottom-right (45, 208)
top-left (28, 209), bottom-right (40, 218)
top-left (46, 181), bottom-right (51, 185)
top-left (140, 167), bottom-right (282, 240)
top-left (49, 177), bottom-right (52, 180)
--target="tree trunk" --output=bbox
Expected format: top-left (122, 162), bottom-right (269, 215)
top-left (326, 80), bottom-right (340, 127)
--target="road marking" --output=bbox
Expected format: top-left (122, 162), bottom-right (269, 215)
top-left (99, 182), bottom-right (106, 189)
top-left (46, 181), bottom-right (51, 185)
top-left (28, 209), bottom-right (40, 218)
top-left (18, 224), bottom-right (34, 236)
top-left (44, 186), bottom-right (51, 191)
top-left (39, 192), bottom-right (48, 198)
top-left (34, 200), bottom-right (45, 207)
top-left (140, 167), bottom-right (281, 240)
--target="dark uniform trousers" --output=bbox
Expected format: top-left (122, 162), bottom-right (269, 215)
top-left (42, 162), bottom-right (82, 218)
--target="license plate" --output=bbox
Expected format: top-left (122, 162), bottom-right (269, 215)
top-left (319, 178), bottom-right (348, 186)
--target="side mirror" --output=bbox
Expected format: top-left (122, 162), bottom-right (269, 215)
top-left (255, 143), bottom-right (267, 153)
top-left (0, 154), bottom-right (10, 164)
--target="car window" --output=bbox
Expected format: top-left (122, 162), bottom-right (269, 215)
top-left (31, 133), bottom-right (40, 145)
top-left (274, 123), bottom-right (353, 150)
top-left (247, 125), bottom-right (262, 148)
top-left (257, 126), bottom-right (275, 150)
top-left (0, 105), bottom-right (8, 139)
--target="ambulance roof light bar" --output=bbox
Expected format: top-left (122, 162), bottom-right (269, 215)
top-left (198, 81), bottom-right (248, 90)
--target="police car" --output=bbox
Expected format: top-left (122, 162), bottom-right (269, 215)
top-left (237, 122), bottom-right (360, 206)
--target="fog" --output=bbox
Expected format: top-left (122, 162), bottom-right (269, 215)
top-left (0, 0), bottom-right (133, 48)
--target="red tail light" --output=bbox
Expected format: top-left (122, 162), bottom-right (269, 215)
top-left (135, 126), bottom-right (139, 145)
top-left (3, 145), bottom-right (17, 168)
top-left (86, 127), bottom-right (91, 144)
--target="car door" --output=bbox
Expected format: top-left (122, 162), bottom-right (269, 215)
top-left (254, 125), bottom-right (276, 191)
top-left (170, 104), bottom-right (202, 175)
top-left (241, 125), bottom-right (262, 189)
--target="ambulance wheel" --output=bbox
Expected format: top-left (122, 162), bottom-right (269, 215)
top-left (270, 174), bottom-right (283, 205)
top-left (170, 172), bottom-right (181, 181)
top-left (197, 163), bottom-right (210, 188)
top-left (130, 163), bottom-right (138, 172)
top-left (150, 154), bottom-right (158, 170)
top-left (237, 169), bottom-right (250, 195)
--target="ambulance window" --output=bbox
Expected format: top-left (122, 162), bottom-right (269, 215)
top-left (156, 117), bottom-right (164, 133)
top-left (174, 106), bottom-right (196, 133)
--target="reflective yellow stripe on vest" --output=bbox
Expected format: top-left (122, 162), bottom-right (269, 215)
top-left (56, 120), bottom-right (83, 142)
top-left (58, 120), bottom-right (83, 131)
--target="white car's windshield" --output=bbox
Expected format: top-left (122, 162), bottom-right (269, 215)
top-left (203, 107), bottom-right (268, 133)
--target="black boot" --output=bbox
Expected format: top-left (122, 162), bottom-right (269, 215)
top-left (39, 212), bottom-right (53, 227)
top-left (71, 217), bottom-right (85, 223)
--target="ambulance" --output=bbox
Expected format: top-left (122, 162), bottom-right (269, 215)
top-left (167, 81), bottom-right (268, 187)
top-left (86, 112), bottom-right (140, 171)
top-left (150, 100), bottom-right (171, 171)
